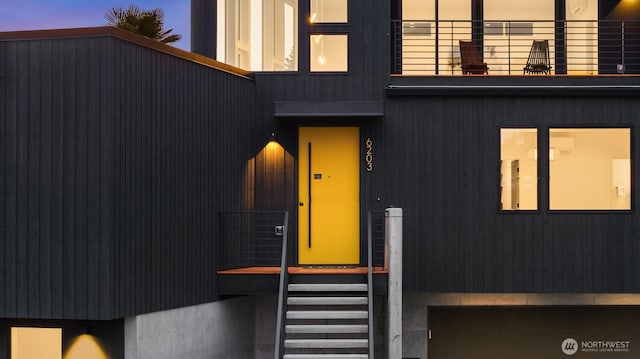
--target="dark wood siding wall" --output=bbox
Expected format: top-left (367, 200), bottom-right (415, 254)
top-left (383, 96), bottom-right (640, 293)
top-left (0, 35), bottom-right (255, 320)
top-left (1, 37), bottom-right (116, 320)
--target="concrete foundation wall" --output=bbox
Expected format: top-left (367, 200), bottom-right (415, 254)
top-left (123, 293), bottom-right (391, 359)
top-left (125, 296), bottom-right (260, 359)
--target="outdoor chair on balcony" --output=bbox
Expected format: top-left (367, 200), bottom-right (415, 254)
top-left (523, 40), bottom-right (552, 75)
top-left (459, 40), bottom-right (489, 75)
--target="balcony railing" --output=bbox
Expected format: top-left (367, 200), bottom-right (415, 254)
top-left (391, 19), bottom-right (640, 76)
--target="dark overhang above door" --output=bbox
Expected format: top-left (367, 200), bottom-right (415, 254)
top-left (274, 101), bottom-right (384, 118)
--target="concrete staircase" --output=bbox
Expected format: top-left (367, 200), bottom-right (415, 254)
top-left (283, 282), bottom-right (371, 359)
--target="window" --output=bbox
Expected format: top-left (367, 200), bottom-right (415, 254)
top-left (310, 34), bottom-right (348, 72)
top-left (217, 0), bottom-right (298, 71)
top-left (500, 128), bottom-right (538, 210)
top-left (549, 128), bottom-right (631, 210)
top-left (309, 0), bottom-right (347, 23)
top-left (11, 327), bottom-right (62, 359)
top-left (401, 0), bottom-right (471, 75)
top-left (484, 0), bottom-right (555, 74)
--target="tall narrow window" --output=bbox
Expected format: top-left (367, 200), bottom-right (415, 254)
top-left (549, 128), bottom-right (631, 210)
top-left (565, 0), bottom-right (598, 74)
top-left (217, 0), bottom-right (298, 71)
top-left (500, 128), bottom-right (538, 210)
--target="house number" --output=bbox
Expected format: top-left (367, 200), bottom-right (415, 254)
top-left (365, 137), bottom-right (373, 172)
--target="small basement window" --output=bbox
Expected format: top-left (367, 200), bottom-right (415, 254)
top-left (11, 327), bottom-right (62, 359)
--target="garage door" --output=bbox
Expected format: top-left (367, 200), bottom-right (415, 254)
top-left (429, 307), bottom-right (638, 359)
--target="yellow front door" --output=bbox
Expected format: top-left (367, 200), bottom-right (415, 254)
top-left (298, 127), bottom-right (360, 265)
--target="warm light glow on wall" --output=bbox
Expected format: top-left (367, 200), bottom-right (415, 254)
top-left (610, 0), bottom-right (640, 18)
top-left (64, 334), bottom-right (108, 359)
top-left (266, 140), bottom-right (281, 154)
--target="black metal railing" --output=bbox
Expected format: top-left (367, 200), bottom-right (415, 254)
top-left (274, 212), bottom-right (289, 359)
top-left (218, 211), bottom-right (288, 270)
top-left (366, 211), bottom-right (378, 359)
top-left (391, 19), bottom-right (640, 75)
top-left (370, 210), bottom-right (386, 268)
top-left (219, 210), bottom-right (385, 270)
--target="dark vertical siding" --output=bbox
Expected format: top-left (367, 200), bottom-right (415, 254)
top-left (108, 38), bottom-right (255, 317)
top-left (384, 96), bottom-right (640, 293)
top-left (0, 34), bottom-right (255, 319)
top-left (1, 37), bottom-right (117, 320)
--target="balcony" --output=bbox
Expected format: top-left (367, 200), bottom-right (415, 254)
top-left (391, 20), bottom-right (640, 76)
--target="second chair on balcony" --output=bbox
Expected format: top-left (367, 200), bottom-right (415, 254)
top-left (459, 40), bottom-right (489, 75)
top-left (523, 40), bottom-right (552, 75)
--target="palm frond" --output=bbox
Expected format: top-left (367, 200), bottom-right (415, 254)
top-left (104, 5), bottom-right (181, 44)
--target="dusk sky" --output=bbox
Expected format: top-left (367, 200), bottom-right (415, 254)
top-left (0, 0), bottom-right (191, 51)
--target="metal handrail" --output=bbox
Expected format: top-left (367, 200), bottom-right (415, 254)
top-left (273, 211), bottom-right (289, 359)
top-left (391, 19), bottom-right (640, 75)
top-left (367, 211), bottom-right (375, 359)
top-left (218, 211), bottom-right (288, 270)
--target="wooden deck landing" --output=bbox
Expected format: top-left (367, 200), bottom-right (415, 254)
top-left (217, 266), bottom-right (388, 275)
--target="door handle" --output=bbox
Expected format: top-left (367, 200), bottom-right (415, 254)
top-left (299, 202), bottom-right (304, 206)
top-left (308, 142), bottom-right (312, 248)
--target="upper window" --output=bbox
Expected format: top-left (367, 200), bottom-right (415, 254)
top-left (309, 0), bottom-right (347, 23)
top-left (549, 128), bottom-right (631, 210)
top-left (217, 0), bottom-right (298, 71)
top-left (310, 34), bottom-right (348, 72)
top-left (500, 128), bottom-right (538, 210)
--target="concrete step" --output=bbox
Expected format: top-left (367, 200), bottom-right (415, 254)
top-left (283, 354), bottom-right (368, 359)
top-left (284, 339), bottom-right (368, 349)
top-left (286, 324), bottom-right (368, 334)
top-left (288, 284), bottom-right (367, 292)
top-left (287, 310), bottom-right (368, 320)
top-left (288, 297), bottom-right (367, 306)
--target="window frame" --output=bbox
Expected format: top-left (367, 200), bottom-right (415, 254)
top-left (547, 125), bottom-right (633, 213)
top-left (498, 127), bottom-right (541, 213)
top-left (308, 33), bottom-right (350, 73)
top-left (309, 0), bottom-right (349, 24)
top-left (498, 125), bottom-right (634, 214)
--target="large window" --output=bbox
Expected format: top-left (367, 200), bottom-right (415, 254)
top-left (500, 128), bottom-right (538, 210)
top-left (500, 127), bottom-right (631, 211)
top-left (397, 0), bottom-right (602, 75)
top-left (401, 0), bottom-right (471, 75)
top-left (549, 128), bottom-right (631, 210)
top-left (217, 0), bottom-right (298, 71)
